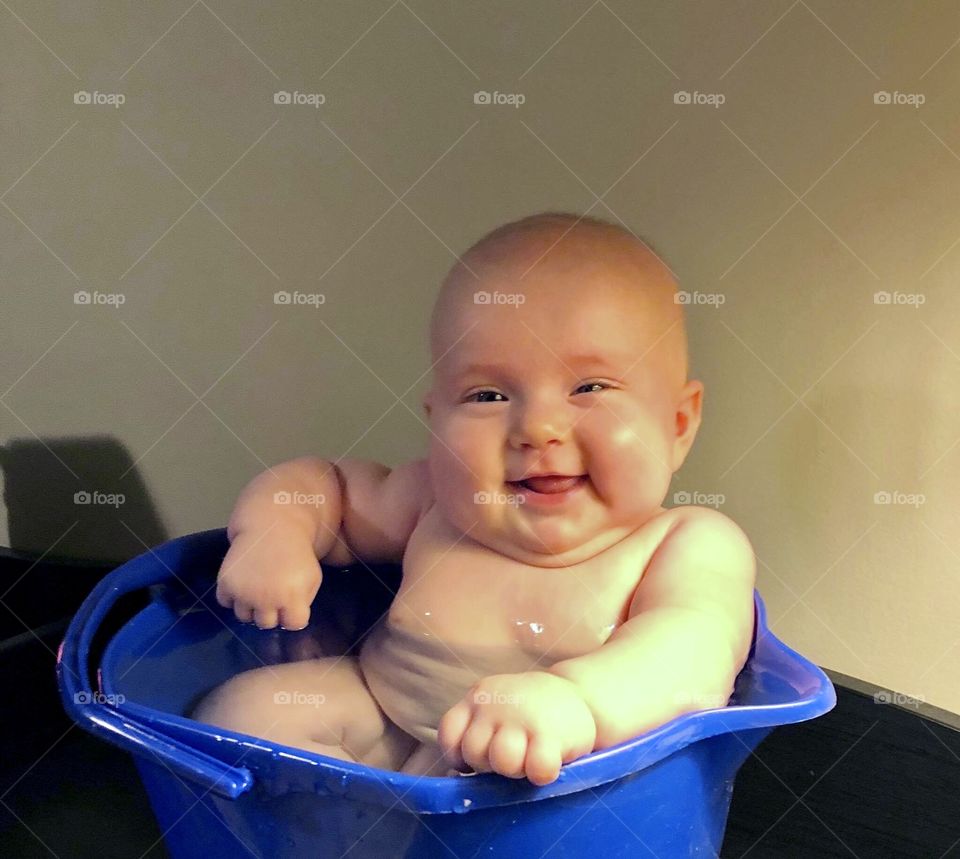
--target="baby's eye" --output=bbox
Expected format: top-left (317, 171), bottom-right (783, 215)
top-left (465, 390), bottom-right (507, 403)
top-left (574, 382), bottom-right (610, 395)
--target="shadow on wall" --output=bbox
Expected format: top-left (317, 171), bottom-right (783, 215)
top-left (0, 436), bottom-right (167, 564)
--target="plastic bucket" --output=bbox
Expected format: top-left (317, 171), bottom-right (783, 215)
top-left (58, 528), bottom-right (835, 857)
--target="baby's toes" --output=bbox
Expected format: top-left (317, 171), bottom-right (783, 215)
top-left (488, 725), bottom-right (528, 778)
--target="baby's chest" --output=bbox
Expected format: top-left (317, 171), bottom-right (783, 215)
top-left (387, 570), bottom-right (629, 664)
top-left (392, 520), bottom-right (655, 664)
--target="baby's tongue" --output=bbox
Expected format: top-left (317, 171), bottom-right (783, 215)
top-left (520, 475), bottom-right (582, 494)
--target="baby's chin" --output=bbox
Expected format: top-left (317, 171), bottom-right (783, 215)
top-left (465, 517), bottom-right (640, 567)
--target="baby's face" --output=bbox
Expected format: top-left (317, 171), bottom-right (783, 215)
top-left (423, 245), bottom-right (702, 566)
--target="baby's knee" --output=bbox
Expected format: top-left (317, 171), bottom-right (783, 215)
top-left (191, 659), bottom-right (383, 751)
top-left (191, 667), bottom-right (283, 734)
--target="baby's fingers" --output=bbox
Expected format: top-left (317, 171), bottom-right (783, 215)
top-left (253, 606), bottom-right (279, 630)
top-left (278, 604), bottom-right (310, 631)
top-left (231, 600), bottom-right (255, 624)
top-left (488, 725), bottom-right (528, 779)
top-left (437, 702), bottom-right (471, 770)
top-left (215, 581), bottom-right (235, 610)
top-left (459, 720), bottom-right (497, 773)
top-left (524, 734), bottom-right (562, 786)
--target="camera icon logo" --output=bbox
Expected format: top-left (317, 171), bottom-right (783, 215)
top-left (473, 291), bottom-right (491, 304)
top-left (873, 91), bottom-right (891, 105)
top-left (473, 91), bottom-right (492, 105)
top-left (274, 91), bottom-right (292, 105)
top-left (274, 291), bottom-right (291, 305)
top-left (673, 91), bottom-right (691, 104)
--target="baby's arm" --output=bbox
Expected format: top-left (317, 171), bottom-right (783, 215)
top-left (547, 507), bottom-right (757, 748)
top-left (438, 507), bottom-right (756, 784)
top-left (216, 456), bottom-right (432, 630)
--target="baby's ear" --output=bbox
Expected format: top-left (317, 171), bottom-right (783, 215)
top-left (671, 379), bottom-right (703, 470)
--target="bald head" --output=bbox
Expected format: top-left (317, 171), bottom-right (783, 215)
top-left (429, 212), bottom-right (691, 394)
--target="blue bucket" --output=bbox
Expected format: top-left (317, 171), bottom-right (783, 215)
top-left (58, 528), bottom-right (835, 857)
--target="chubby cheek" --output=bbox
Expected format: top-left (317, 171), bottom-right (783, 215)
top-left (436, 416), bottom-right (503, 477)
top-left (584, 416), bottom-right (673, 511)
top-left (427, 420), bottom-right (502, 525)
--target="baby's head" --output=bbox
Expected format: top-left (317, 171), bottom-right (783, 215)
top-left (422, 213), bottom-right (703, 566)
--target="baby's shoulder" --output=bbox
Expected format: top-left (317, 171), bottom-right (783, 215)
top-left (399, 458), bottom-right (436, 530)
top-left (664, 503), bottom-right (751, 541)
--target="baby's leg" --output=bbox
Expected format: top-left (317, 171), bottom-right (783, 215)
top-left (192, 656), bottom-right (417, 770)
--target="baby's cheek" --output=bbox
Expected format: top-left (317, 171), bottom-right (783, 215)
top-left (589, 421), bottom-right (644, 474)
top-left (591, 422), bottom-right (670, 499)
top-left (428, 441), bottom-right (490, 531)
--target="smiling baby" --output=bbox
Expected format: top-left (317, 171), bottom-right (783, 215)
top-left (192, 212), bottom-right (757, 785)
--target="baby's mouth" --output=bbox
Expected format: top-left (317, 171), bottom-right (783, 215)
top-left (507, 475), bottom-right (586, 494)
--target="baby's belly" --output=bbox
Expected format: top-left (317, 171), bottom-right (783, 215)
top-left (358, 618), bottom-right (546, 745)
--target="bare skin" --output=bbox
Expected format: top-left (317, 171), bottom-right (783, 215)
top-left (192, 216), bottom-right (757, 785)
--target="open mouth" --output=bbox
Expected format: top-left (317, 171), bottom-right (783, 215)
top-left (506, 475), bottom-right (587, 495)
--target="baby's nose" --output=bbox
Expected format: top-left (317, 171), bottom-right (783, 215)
top-left (508, 408), bottom-right (567, 449)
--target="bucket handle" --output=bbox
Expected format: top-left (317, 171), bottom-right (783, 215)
top-left (57, 532), bottom-right (254, 800)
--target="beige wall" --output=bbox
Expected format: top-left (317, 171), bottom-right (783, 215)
top-left (3, 3), bottom-right (958, 714)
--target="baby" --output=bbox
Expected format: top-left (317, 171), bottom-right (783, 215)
top-left (192, 212), bottom-right (757, 786)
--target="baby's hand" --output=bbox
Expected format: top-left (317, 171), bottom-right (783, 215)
top-left (438, 671), bottom-right (596, 785)
top-left (215, 524), bottom-right (322, 631)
